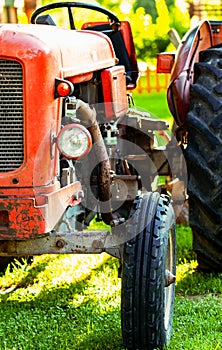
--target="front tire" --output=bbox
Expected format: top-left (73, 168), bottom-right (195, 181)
top-left (184, 45), bottom-right (222, 272)
top-left (121, 192), bottom-right (176, 350)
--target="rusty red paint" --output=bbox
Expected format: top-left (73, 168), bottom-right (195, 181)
top-left (0, 181), bottom-right (82, 239)
top-left (0, 23), bottom-right (116, 239)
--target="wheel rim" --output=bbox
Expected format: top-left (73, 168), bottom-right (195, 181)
top-left (164, 228), bottom-right (175, 330)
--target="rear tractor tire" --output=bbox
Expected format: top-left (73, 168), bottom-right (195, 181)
top-left (184, 45), bottom-right (222, 272)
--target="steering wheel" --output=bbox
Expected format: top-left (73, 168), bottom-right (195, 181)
top-left (31, 2), bottom-right (120, 29)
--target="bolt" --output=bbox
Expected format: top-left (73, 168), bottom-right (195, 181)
top-left (165, 269), bottom-right (176, 287)
top-left (56, 239), bottom-right (65, 249)
top-left (73, 190), bottom-right (84, 201)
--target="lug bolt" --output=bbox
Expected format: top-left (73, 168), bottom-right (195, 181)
top-left (165, 269), bottom-right (176, 287)
top-left (56, 239), bottom-right (65, 249)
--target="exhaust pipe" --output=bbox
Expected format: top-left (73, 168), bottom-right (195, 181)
top-left (76, 100), bottom-right (117, 225)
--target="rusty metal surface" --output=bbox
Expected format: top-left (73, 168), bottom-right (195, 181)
top-left (0, 203), bottom-right (142, 256)
top-left (126, 111), bottom-right (169, 131)
top-left (77, 100), bottom-right (118, 225)
top-left (111, 175), bottom-right (138, 201)
top-left (0, 181), bottom-right (82, 239)
top-left (0, 230), bottom-right (122, 258)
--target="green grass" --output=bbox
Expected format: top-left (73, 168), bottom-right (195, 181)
top-left (0, 226), bottom-right (221, 350)
top-left (132, 90), bottom-right (174, 146)
top-left (132, 90), bottom-right (172, 120)
top-left (0, 255), bottom-right (122, 350)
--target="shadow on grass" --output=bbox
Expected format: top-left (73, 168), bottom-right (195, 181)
top-left (0, 257), bottom-right (124, 350)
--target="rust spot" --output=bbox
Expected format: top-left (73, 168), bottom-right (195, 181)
top-left (92, 239), bottom-right (104, 249)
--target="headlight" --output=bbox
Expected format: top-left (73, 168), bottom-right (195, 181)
top-left (57, 124), bottom-right (92, 160)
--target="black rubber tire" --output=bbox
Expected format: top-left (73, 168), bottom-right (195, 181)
top-left (121, 192), bottom-right (176, 350)
top-left (184, 45), bottom-right (222, 272)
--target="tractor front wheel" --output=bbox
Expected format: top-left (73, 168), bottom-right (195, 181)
top-left (121, 192), bottom-right (176, 350)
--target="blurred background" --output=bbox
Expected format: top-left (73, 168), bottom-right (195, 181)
top-left (1, 0), bottom-right (222, 63)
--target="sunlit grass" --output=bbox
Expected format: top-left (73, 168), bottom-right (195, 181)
top-left (0, 255), bottom-right (122, 350)
top-left (0, 225), bottom-right (221, 350)
top-left (0, 253), bottom-right (111, 299)
top-left (133, 90), bottom-right (172, 120)
top-left (176, 259), bottom-right (198, 283)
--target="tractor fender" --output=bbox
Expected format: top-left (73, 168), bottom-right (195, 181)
top-left (167, 20), bottom-right (213, 126)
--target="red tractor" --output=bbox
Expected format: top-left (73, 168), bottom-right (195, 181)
top-left (158, 20), bottom-right (222, 273)
top-left (0, 2), bottom-right (181, 349)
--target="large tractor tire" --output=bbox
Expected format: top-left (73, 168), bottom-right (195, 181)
top-left (121, 192), bottom-right (176, 350)
top-left (184, 45), bottom-right (222, 272)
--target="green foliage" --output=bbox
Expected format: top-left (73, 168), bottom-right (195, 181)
top-left (100, 0), bottom-right (191, 60)
top-left (169, 1), bottom-right (191, 37)
top-left (176, 225), bottom-right (196, 264)
top-left (128, 0), bottom-right (190, 59)
top-left (0, 224), bottom-right (221, 350)
top-left (133, 0), bottom-right (158, 20)
top-left (133, 0), bottom-right (174, 22)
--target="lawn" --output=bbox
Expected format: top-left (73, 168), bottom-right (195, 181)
top-left (132, 90), bottom-right (172, 120)
top-left (0, 91), bottom-right (221, 350)
top-left (0, 225), bottom-right (221, 350)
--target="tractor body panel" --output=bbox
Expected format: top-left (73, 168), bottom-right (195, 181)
top-left (0, 23), bottom-right (117, 240)
top-left (159, 20), bottom-right (212, 126)
top-left (158, 12), bottom-right (222, 272)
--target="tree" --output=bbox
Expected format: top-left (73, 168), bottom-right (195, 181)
top-left (94, 0), bottom-right (190, 60)
top-left (133, 0), bottom-right (175, 22)
top-left (114, 0), bottom-right (190, 60)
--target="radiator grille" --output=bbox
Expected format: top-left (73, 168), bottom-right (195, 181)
top-left (0, 59), bottom-right (24, 172)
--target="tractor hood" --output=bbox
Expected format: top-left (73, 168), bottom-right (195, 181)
top-left (0, 23), bottom-right (117, 77)
top-left (0, 24), bottom-right (117, 190)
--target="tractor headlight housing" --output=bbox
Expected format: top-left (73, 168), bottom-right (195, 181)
top-left (57, 124), bottom-right (92, 160)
